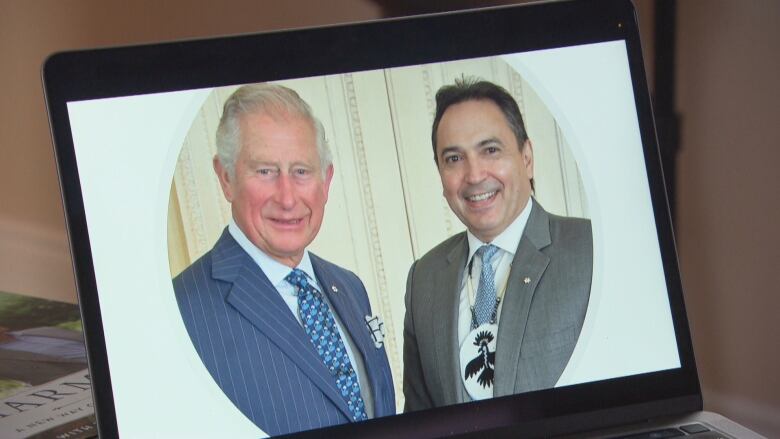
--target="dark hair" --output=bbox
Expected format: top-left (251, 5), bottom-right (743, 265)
top-left (431, 77), bottom-right (529, 164)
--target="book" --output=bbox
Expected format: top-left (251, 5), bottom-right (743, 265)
top-left (0, 291), bottom-right (96, 439)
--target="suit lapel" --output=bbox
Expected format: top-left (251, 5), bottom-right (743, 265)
top-left (309, 255), bottom-right (373, 375)
top-left (309, 254), bottom-right (395, 414)
top-left (211, 232), bottom-right (353, 420)
top-left (433, 236), bottom-right (468, 405)
top-left (494, 200), bottom-right (551, 397)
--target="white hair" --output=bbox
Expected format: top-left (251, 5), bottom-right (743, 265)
top-left (215, 83), bottom-right (332, 178)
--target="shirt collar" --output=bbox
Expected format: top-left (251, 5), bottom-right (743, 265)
top-left (466, 197), bottom-right (533, 266)
top-left (227, 218), bottom-right (317, 290)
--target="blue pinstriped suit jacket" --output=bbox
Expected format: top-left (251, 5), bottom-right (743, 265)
top-left (173, 229), bottom-right (395, 436)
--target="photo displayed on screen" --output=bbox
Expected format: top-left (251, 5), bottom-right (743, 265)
top-left (65, 41), bottom-right (681, 437)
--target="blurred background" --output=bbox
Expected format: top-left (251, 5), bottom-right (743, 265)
top-left (1, 0), bottom-right (777, 436)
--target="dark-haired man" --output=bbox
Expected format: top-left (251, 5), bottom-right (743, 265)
top-left (403, 78), bottom-right (592, 411)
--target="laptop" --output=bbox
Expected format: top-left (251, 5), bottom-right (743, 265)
top-left (41, 0), bottom-right (762, 437)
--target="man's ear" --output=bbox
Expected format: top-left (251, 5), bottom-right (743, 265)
top-left (521, 139), bottom-right (534, 180)
top-left (213, 156), bottom-right (234, 202)
top-left (322, 164), bottom-right (334, 202)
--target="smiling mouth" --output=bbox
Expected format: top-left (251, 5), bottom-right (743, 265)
top-left (271, 218), bottom-right (303, 226)
top-left (466, 191), bottom-right (497, 202)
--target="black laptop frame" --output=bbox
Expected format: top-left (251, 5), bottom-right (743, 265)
top-left (43, 0), bottom-right (701, 437)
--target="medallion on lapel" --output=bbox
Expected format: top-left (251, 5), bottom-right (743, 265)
top-left (364, 315), bottom-right (385, 349)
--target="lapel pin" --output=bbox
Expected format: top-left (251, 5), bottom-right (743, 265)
top-left (523, 277), bottom-right (531, 284)
top-left (331, 285), bottom-right (338, 293)
top-left (364, 315), bottom-right (385, 349)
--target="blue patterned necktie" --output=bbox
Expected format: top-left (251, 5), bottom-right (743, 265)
top-left (473, 244), bottom-right (500, 328)
top-left (285, 268), bottom-right (368, 422)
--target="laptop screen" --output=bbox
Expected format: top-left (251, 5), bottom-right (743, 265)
top-left (44, 1), bottom-right (698, 437)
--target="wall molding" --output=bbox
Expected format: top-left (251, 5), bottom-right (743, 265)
top-left (0, 217), bottom-right (77, 303)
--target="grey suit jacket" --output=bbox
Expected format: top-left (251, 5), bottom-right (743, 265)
top-left (403, 199), bottom-right (592, 411)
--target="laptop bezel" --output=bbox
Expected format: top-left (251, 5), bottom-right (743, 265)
top-left (42, 1), bottom-right (701, 437)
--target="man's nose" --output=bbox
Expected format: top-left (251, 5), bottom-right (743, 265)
top-left (275, 174), bottom-right (296, 209)
top-left (465, 157), bottom-right (486, 184)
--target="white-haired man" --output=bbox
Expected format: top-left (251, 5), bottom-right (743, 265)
top-left (174, 83), bottom-right (395, 436)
